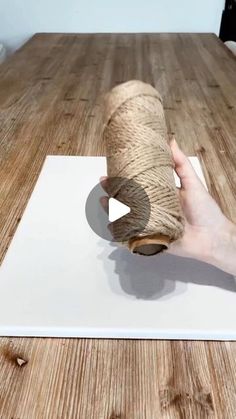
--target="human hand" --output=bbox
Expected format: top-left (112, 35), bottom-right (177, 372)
top-left (168, 139), bottom-right (235, 269)
top-left (100, 140), bottom-right (236, 275)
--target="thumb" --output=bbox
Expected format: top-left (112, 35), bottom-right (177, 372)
top-left (170, 138), bottom-right (200, 190)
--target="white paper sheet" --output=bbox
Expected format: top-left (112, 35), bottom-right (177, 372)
top-left (0, 156), bottom-right (235, 340)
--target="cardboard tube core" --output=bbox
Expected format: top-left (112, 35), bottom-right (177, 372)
top-left (128, 234), bottom-right (170, 256)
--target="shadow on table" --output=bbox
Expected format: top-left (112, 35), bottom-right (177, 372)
top-left (98, 241), bottom-right (236, 300)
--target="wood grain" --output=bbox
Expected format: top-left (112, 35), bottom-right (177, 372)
top-left (0, 33), bottom-right (236, 418)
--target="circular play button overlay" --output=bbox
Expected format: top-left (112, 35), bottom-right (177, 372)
top-left (85, 177), bottom-right (150, 242)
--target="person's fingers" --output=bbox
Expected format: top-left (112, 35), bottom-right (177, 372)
top-left (100, 176), bottom-right (107, 182)
top-left (99, 196), bottom-right (108, 213)
top-left (170, 138), bottom-right (200, 190)
top-left (100, 176), bottom-right (108, 193)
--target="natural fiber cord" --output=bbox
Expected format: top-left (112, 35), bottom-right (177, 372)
top-left (103, 80), bottom-right (184, 255)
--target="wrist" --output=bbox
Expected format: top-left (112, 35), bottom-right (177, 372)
top-left (208, 217), bottom-right (236, 275)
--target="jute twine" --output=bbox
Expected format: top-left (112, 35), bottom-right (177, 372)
top-left (102, 80), bottom-right (184, 255)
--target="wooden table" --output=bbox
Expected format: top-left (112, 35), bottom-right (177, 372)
top-left (0, 33), bottom-right (236, 418)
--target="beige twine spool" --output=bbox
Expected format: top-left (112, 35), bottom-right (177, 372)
top-left (102, 80), bottom-right (184, 256)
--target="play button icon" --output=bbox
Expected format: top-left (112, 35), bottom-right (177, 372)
top-left (108, 198), bottom-right (131, 222)
top-left (85, 177), bottom-right (150, 242)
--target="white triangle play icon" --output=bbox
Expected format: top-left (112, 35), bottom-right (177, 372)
top-left (108, 198), bottom-right (131, 222)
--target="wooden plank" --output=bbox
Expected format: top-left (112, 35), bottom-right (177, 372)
top-left (0, 33), bottom-right (236, 418)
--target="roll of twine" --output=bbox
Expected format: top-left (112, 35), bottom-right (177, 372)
top-left (103, 80), bottom-right (184, 255)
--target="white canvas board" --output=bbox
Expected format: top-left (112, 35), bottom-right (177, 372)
top-left (0, 156), bottom-right (235, 340)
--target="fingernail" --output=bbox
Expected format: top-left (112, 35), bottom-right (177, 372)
top-left (100, 176), bottom-right (107, 182)
top-left (170, 136), bottom-right (176, 146)
top-left (172, 138), bottom-right (179, 148)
